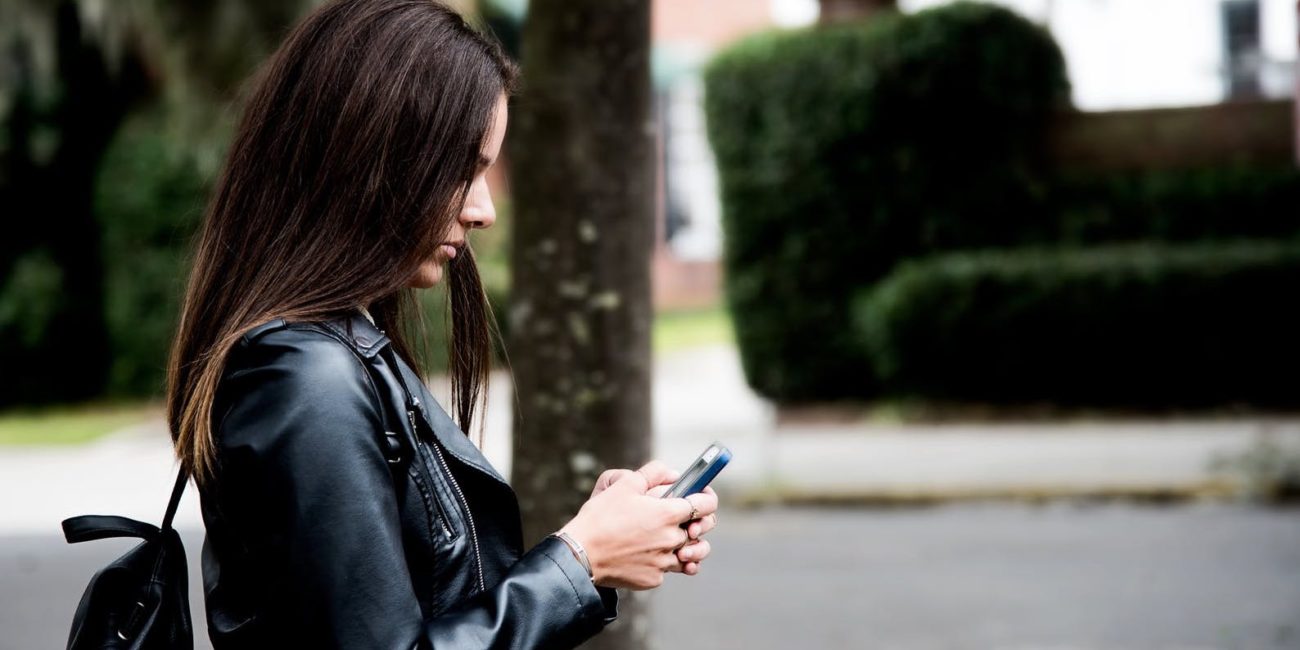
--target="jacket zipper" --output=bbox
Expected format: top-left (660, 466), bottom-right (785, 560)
top-left (412, 396), bottom-right (486, 594)
top-left (408, 409), bottom-right (454, 540)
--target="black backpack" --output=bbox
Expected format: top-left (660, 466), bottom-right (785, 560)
top-left (61, 469), bottom-right (193, 650)
top-left (59, 340), bottom-right (420, 649)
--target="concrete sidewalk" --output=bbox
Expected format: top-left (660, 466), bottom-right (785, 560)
top-left (652, 346), bottom-right (1300, 503)
top-left (2, 345), bottom-right (1298, 535)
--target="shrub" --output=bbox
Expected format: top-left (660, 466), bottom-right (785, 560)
top-left (1052, 165), bottom-right (1300, 244)
top-left (0, 249), bottom-right (71, 405)
top-left (704, 2), bottom-right (1070, 401)
top-left (95, 116), bottom-right (212, 397)
top-left (854, 240), bottom-right (1300, 407)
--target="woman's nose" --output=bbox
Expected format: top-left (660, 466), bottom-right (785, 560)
top-left (460, 179), bottom-right (496, 230)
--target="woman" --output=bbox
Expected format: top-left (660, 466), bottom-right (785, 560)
top-left (165, 1), bottom-right (719, 647)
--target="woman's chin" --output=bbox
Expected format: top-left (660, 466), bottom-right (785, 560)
top-left (409, 263), bottom-right (443, 288)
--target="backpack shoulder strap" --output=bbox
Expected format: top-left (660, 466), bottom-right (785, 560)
top-left (160, 467), bottom-right (188, 532)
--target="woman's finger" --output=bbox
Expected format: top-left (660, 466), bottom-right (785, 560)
top-left (665, 491), bottom-right (718, 525)
top-left (636, 460), bottom-right (680, 488)
top-left (663, 548), bottom-right (700, 575)
top-left (686, 519), bottom-right (701, 539)
top-left (668, 526), bottom-right (690, 551)
top-left (690, 491), bottom-right (719, 518)
top-left (593, 469), bottom-right (634, 496)
top-left (676, 539), bottom-right (711, 564)
top-left (687, 511), bottom-right (718, 539)
top-left (666, 560), bottom-right (699, 575)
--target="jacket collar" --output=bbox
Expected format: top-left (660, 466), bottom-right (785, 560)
top-left (316, 311), bottom-right (390, 359)
top-left (316, 310), bottom-right (509, 487)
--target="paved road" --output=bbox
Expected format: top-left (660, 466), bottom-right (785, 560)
top-left (6, 504), bottom-right (1298, 650)
top-left (651, 504), bottom-right (1300, 650)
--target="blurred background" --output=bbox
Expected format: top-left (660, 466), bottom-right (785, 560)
top-left (3, 0), bottom-right (1300, 648)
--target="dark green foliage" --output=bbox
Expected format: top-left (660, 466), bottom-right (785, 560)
top-left (0, 250), bottom-right (66, 350)
top-left (3, 2), bottom-right (520, 406)
top-left (704, 2), bottom-right (1070, 401)
top-left (95, 114), bottom-right (212, 397)
top-left (1052, 166), bottom-right (1300, 244)
top-left (855, 241), bottom-right (1300, 407)
top-left (0, 2), bottom-right (151, 407)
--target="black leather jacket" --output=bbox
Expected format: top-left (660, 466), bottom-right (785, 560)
top-left (198, 311), bottom-right (617, 649)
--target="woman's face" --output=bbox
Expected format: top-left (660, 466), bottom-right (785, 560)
top-left (409, 94), bottom-right (508, 288)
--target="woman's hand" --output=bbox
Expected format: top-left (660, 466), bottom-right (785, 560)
top-left (586, 467), bottom-right (719, 575)
top-left (560, 461), bottom-right (720, 590)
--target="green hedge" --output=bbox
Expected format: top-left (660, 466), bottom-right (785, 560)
top-left (95, 117), bottom-right (211, 397)
top-left (854, 241), bottom-right (1300, 407)
top-left (704, 2), bottom-right (1070, 401)
top-left (1052, 165), bottom-right (1300, 244)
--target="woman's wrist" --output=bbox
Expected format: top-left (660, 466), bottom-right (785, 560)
top-left (549, 530), bottom-right (594, 582)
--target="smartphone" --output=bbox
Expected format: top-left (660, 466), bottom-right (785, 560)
top-left (662, 442), bottom-right (731, 499)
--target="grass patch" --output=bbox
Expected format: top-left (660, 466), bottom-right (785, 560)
top-left (0, 402), bottom-right (160, 446)
top-left (653, 305), bottom-right (735, 353)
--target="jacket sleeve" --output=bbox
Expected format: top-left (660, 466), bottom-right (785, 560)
top-left (214, 331), bottom-right (612, 649)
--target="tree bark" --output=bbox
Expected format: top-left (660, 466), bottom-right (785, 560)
top-left (507, 1), bottom-right (654, 648)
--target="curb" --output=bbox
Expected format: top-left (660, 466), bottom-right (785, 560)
top-left (728, 480), bottom-right (1243, 508)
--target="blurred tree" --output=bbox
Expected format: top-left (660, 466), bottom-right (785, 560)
top-left (479, 0), bottom-right (522, 60)
top-left (0, 0), bottom-right (321, 404)
top-left (92, 0), bottom-right (321, 397)
top-left (132, 0), bottom-right (323, 147)
top-left (0, 0), bottom-right (150, 406)
top-left (819, 0), bottom-right (897, 24)
top-left (507, 0), bottom-right (655, 648)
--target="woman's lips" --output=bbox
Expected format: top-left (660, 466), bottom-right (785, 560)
top-left (440, 244), bottom-right (459, 259)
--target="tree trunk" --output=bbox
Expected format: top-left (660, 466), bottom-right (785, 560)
top-left (507, 1), bottom-right (654, 648)
top-left (819, 0), bottom-right (898, 24)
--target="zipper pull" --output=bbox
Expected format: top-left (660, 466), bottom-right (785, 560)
top-left (408, 396), bottom-right (422, 432)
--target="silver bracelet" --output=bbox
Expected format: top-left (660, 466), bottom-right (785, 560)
top-left (550, 531), bottom-right (594, 581)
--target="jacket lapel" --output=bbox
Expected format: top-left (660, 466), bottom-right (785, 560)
top-left (393, 359), bottom-right (510, 488)
top-left (326, 310), bottom-right (511, 488)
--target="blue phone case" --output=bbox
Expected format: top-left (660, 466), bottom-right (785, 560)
top-left (664, 443), bottom-right (731, 498)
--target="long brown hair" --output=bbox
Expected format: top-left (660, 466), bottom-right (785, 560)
top-left (167, 0), bottom-right (516, 484)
